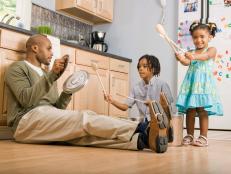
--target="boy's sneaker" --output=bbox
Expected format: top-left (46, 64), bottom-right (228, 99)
top-left (160, 92), bottom-right (174, 143)
top-left (147, 101), bottom-right (169, 153)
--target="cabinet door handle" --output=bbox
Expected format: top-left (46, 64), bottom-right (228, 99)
top-left (91, 59), bottom-right (99, 64)
top-left (94, 0), bottom-right (98, 8)
top-left (118, 64), bottom-right (125, 68)
top-left (99, 0), bottom-right (103, 11)
top-left (110, 74), bottom-right (115, 87)
top-left (76, 0), bottom-right (80, 5)
top-left (6, 57), bottom-right (18, 61)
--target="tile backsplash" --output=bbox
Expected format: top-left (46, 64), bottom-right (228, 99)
top-left (31, 3), bottom-right (92, 43)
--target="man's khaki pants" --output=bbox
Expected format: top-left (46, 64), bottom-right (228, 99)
top-left (14, 106), bottom-right (139, 150)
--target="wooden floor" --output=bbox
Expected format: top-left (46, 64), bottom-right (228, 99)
top-left (0, 131), bottom-right (231, 174)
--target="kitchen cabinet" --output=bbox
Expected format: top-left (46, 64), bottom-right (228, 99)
top-left (109, 59), bottom-right (130, 118)
top-left (60, 45), bottom-right (76, 64)
top-left (74, 50), bottom-right (130, 117)
top-left (0, 48), bottom-right (25, 125)
top-left (74, 48), bottom-right (110, 115)
top-left (76, 0), bottom-right (96, 12)
top-left (56, 0), bottom-right (113, 24)
top-left (74, 64), bottom-right (109, 115)
top-left (109, 71), bottom-right (129, 118)
top-left (0, 29), bottom-right (28, 52)
top-left (96, 0), bottom-right (113, 21)
top-left (110, 58), bottom-right (129, 74)
top-left (75, 49), bottom-right (109, 69)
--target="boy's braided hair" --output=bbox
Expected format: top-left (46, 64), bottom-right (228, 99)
top-left (137, 54), bottom-right (160, 76)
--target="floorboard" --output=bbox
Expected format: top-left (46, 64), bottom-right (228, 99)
top-left (0, 130), bottom-right (230, 174)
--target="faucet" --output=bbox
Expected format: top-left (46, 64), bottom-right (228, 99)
top-left (1, 13), bottom-right (9, 22)
top-left (5, 15), bottom-right (20, 25)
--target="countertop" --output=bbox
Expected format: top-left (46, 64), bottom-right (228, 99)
top-left (0, 23), bottom-right (132, 62)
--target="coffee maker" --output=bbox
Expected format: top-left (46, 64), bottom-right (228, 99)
top-left (91, 31), bottom-right (108, 52)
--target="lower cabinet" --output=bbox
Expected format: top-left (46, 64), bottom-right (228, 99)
top-left (109, 71), bottom-right (129, 118)
top-left (0, 29), bottom-right (28, 52)
top-left (0, 48), bottom-right (25, 126)
top-left (74, 64), bottom-right (109, 115)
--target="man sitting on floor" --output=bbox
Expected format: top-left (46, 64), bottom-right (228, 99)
top-left (5, 34), bottom-right (170, 153)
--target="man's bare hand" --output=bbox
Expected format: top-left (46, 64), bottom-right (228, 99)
top-left (52, 54), bottom-right (69, 75)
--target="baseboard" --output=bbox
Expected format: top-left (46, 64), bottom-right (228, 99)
top-left (184, 127), bottom-right (231, 131)
top-left (0, 126), bottom-right (14, 140)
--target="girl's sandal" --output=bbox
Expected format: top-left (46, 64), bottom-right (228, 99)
top-left (182, 134), bottom-right (194, 145)
top-left (193, 135), bottom-right (208, 147)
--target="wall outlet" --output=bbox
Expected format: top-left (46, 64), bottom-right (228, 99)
top-left (79, 33), bottom-right (84, 42)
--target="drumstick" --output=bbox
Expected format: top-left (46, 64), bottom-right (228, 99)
top-left (156, 24), bottom-right (178, 53)
top-left (156, 24), bottom-right (186, 53)
top-left (159, 33), bottom-right (178, 53)
top-left (116, 93), bottom-right (145, 103)
top-left (168, 38), bottom-right (186, 53)
top-left (91, 62), bottom-right (107, 95)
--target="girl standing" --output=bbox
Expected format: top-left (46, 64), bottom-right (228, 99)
top-left (175, 22), bottom-right (223, 147)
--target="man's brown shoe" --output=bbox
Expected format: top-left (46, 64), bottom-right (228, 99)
top-left (148, 101), bottom-right (168, 153)
top-left (160, 92), bottom-right (174, 143)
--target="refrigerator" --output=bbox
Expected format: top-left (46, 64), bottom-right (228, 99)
top-left (177, 0), bottom-right (231, 130)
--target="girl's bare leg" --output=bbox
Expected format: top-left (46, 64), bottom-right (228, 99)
top-left (197, 107), bottom-right (208, 137)
top-left (186, 108), bottom-right (197, 136)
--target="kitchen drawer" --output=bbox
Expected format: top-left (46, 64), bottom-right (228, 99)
top-left (0, 29), bottom-right (29, 52)
top-left (110, 58), bottom-right (129, 73)
top-left (76, 49), bottom-right (109, 69)
top-left (61, 45), bottom-right (75, 63)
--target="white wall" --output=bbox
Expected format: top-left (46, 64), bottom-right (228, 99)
top-left (94, 0), bottom-right (178, 117)
top-left (32, 0), bottom-right (55, 10)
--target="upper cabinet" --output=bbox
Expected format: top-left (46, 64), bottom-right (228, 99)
top-left (76, 0), bottom-right (95, 12)
top-left (56, 0), bottom-right (114, 24)
top-left (95, 0), bottom-right (113, 21)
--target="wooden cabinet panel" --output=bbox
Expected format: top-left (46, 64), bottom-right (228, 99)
top-left (0, 29), bottom-right (29, 52)
top-left (60, 45), bottom-right (75, 63)
top-left (109, 71), bottom-right (129, 118)
top-left (74, 65), bottom-right (109, 115)
top-left (110, 58), bottom-right (129, 73)
top-left (56, 0), bottom-right (113, 24)
top-left (96, 0), bottom-right (113, 20)
top-left (76, 0), bottom-right (96, 12)
top-left (0, 48), bottom-right (25, 126)
top-left (55, 0), bottom-right (75, 9)
top-left (57, 64), bottom-right (74, 110)
top-left (76, 49), bottom-right (109, 70)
